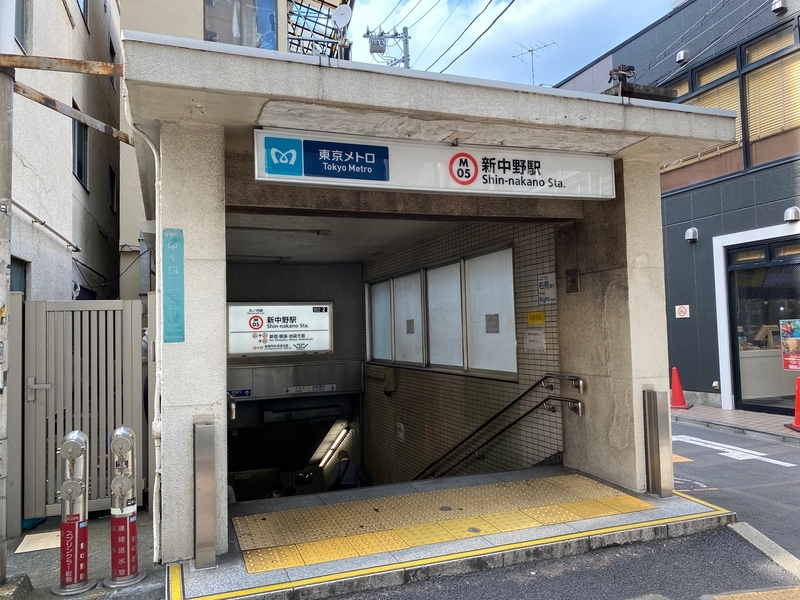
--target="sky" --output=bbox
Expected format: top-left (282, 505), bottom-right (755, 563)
top-left (346, 0), bottom-right (677, 87)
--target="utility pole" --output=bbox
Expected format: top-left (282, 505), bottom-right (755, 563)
top-left (364, 26), bottom-right (411, 69)
top-left (513, 40), bottom-right (556, 86)
top-left (0, 0), bottom-right (15, 585)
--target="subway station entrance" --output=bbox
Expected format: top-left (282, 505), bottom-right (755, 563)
top-left (121, 31), bottom-right (736, 580)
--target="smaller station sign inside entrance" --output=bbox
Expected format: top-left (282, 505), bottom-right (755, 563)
top-left (228, 303), bottom-right (333, 356)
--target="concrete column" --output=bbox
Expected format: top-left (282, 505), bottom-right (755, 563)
top-left (557, 159), bottom-right (669, 492)
top-left (157, 122), bottom-right (227, 562)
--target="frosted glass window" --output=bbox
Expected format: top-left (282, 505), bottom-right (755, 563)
top-left (427, 263), bottom-right (463, 367)
top-left (465, 249), bottom-right (517, 374)
top-left (370, 281), bottom-right (392, 361)
top-left (393, 273), bottom-right (424, 364)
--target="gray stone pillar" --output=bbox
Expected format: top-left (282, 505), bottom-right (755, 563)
top-left (557, 159), bottom-right (669, 493)
top-left (157, 122), bottom-right (227, 562)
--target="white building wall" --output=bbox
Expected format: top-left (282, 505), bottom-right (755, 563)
top-left (11, 0), bottom-right (120, 301)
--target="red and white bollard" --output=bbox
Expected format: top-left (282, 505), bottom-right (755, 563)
top-left (104, 426), bottom-right (147, 588)
top-left (52, 431), bottom-right (97, 596)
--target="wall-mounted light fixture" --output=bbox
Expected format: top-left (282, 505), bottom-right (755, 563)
top-left (685, 227), bottom-right (699, 243)
top-left (319, 426), bottom-right (350, 468)
top-left (784, 206), bottom-right (800, 223)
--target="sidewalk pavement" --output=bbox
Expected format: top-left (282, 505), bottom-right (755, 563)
top-left (671, 405), bottom-right (800, 447)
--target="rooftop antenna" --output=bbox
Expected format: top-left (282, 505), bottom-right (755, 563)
top-left (513, 40), bottom-right (556, 86)
top-left (330, 4), bottom-right (353, 60)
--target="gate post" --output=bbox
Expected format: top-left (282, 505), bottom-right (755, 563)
top-left (104, 426), bottom-right (146, 588)
top-left (52, 431), bottom-right (96, 596)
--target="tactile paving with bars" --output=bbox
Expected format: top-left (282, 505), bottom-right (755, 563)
top-left (234, 474), bottom-right (657, 573)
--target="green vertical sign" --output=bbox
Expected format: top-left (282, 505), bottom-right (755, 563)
top-left (163, 229), bottom-right (185, 343)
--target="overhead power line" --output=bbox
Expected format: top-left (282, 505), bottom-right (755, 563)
top-left (376, 0), bottom-right (404, 30)
top-left (409, 0), bottom-right (444, 29)
top-left (393, 0), bottom-right (425, 28)
top-left (439, 0), bottom-right (518, 74)
top-left (425, 0), bottom-right (494, 71)
top-left (411, 0), bottom-right (464, 68)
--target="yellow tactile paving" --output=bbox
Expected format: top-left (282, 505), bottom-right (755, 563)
top-left (243, 545), bottom-right (305, 573)
top-left (715, 590), bottom-right (800, 600)
top-left (521, 504), bottom-right (583, 525)
top-left (347, 530), bottom-right (410, 555)
top-left (560, 500), bottom-right (621, 519)
top-left (438, 516), bottom-right (500, 539)
top-left (394, 522), bottom-right (456, 547)
top-left (597, 494), bottom-right (657, 513)
top-left (480, 510), bottom-right (543, 532)
top-left (234, 474), bottom-right (660, 564)
top-left (295, 537), bottom-right (360, 565)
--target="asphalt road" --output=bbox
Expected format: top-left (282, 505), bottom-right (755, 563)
top-left (329, 422), bottom-right (800, 600)
top-left (331, 527), bottom-right (798, 600)
top-left (671, 421), bottom-right (800, 556)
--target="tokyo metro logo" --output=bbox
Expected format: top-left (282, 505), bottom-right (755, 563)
top-left (264, 137), bottom-right (303, 176)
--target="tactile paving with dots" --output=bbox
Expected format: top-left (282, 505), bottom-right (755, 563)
top-left (438, 516), bottom-right (500, 539)
top-left (347, 530), bottom-right (410, 555)
top-left (234, 475), bottom-right (658, 554)
top-left (296, 537), bottom-right (360, 565)
top-left (243, 545), bottom-right (305, 573)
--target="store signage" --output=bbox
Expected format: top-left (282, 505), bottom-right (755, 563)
top-left (780, 319), bottom-right (800, 371)
top-left (255, 129), bottom-right (615, 199)
top-left (228, 303), bottom-right (333, 356)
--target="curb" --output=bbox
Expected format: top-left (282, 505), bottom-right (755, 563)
top-left (180, 511), bottom-right (737, 600)
top-left (671, 414), bottom-right (800, 448)
top-left (0, 575), bottom-right (32, 600)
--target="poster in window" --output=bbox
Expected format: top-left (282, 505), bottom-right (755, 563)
top-left (780, 319), bottom-right (800, 371)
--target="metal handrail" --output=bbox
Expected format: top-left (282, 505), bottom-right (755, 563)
top-left (410, 373), bottom-right (583, 480)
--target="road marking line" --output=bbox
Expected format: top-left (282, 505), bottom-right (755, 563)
top-left (672, 435), bottom-right (797, 467)
top-left (729, 522), bottom-right (800, 579)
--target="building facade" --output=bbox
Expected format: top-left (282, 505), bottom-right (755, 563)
top-left (118, 0), bottom-right (733, 564)
top-left (11, 0), bottom-right (122, 301)
top-left (558, 0), bottom-right (800, 415)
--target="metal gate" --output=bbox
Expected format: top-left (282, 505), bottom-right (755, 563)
top-left (24, 300), bottom-right (144, 517)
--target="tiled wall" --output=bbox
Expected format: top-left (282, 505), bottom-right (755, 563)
top-left (361, 222), bottom-right (563, 484)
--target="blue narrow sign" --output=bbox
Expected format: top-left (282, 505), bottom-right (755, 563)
top-left (162, 229), bottom-right (185, 343)
top-left (302, 139), bottom-right (390, 181)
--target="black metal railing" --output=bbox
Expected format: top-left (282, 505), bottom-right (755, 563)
top-left (411, 373), bottom-right (583, 480)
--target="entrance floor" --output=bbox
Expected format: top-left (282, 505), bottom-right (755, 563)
top-left (169, 467), bottom-right (734, 600)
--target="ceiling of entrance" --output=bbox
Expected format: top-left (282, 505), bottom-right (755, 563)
top-left (226, 213), bottom-right (461, 263)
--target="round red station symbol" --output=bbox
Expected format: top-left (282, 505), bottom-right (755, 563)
top-left (449, 152), bottom-right (479, 186)
top-left (249, 315), bottom-right (264, 330)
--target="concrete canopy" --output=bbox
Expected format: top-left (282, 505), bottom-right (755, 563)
top-left (122, 31), bottom-right (736, 261)
top-left (122, 31), bottom-right (735, 177)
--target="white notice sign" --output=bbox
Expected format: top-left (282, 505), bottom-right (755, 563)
top-left (525, 328), bottom-right (546, 352)
top-left (228, 303), bottom-right (333, 355)
top-left (538, 273), bottom-right (557, 305)
top-left (675, 305), bottom-right (690, 319)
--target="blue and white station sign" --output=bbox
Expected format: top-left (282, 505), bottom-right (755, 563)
top-left (254, 128), bottom-right (615, 199)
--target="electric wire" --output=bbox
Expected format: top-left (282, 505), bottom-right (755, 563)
top-left (376, 0), bottom-right (404, 30)
top-left (424, 0), bottom-right (494, 71)
top-left (408, 0), bottom-right (444, 29)
top-left (634, 0), bottom-right (771, 85)
top-left (393, 0), bottom-right (425, 28)
top-left (650, 0), bottom-right (773, 86)
top-left (439, 0), bottom-right (518, 73)
top-left (412, 0), bottom-right (464, 67)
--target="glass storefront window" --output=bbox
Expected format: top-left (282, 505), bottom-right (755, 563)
top-left (205, 0), bottom-right (277, 49)
top-left (730, 251), bottom-right (800, 413)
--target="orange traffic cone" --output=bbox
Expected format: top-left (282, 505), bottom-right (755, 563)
top-left (670, 367), bottom-right (693, 410)
top-left (784, 377), bottom-right (800, 432)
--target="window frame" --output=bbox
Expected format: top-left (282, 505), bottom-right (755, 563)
top-left (366, 244), bottom-right (518, 381)
top-left (72, 103), bottom-right (89, 189)
top-left (76, 0), bottom-right (88, 26)
top-left (14, 0), bottom-right (27, 52)
top-left (660, 17), bottom-right (800, 189)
